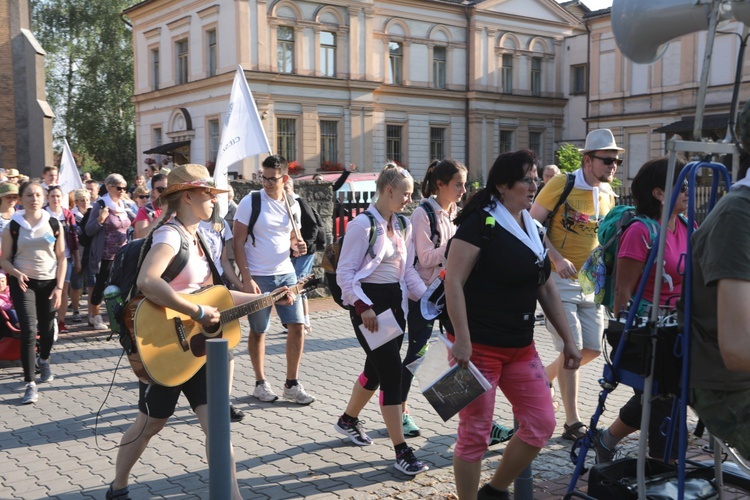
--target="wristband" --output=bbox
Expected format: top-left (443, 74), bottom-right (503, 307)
top-left (193, 305), bottom-right (205, 321)
top-left (354, 300), bottom-right (373, 316)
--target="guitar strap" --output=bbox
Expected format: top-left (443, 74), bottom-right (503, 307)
top-left (196, 230), bottom-right (223, 286)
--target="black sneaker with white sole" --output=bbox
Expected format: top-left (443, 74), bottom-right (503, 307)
top-left (394, 446), bottom-right (429, 475)
top-left (334, 416), bottom-right (372, 446)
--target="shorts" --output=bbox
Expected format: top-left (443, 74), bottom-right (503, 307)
top-left (138, 365), bottom-right (208, 419)
top-left (291, 253), bottom-right (315, 280)
top-left (64, 259), bottom-right (73, 284)
top-left (248, 272), bottom-right (304, 333)
top-left (692, 387), bottom-right (750, 460)
top-left (547, 272), bottom-right (604, 352)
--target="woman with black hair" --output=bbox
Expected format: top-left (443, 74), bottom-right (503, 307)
top-left (592, 156), bottom-right (690, 464)
top-left (445, 150), bottom-right (580, 499)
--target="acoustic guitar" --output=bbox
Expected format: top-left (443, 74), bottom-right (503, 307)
top-left (127, 276), bottom-right (317, 387)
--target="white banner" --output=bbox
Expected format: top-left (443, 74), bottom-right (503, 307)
top-left (213, 65), bottom-right (272, 215)
top-left (59, 139), bottom-right (83, 209)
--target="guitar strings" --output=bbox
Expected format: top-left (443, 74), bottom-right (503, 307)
top-left (93, 348), bottom-right (152, 452)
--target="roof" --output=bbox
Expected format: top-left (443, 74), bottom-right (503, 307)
top-left (143, 140), bottom-right (191, 155)
top-left (654, 114), bottom-right (729, 134)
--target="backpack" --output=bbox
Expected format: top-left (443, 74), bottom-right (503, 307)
top-left (77, 199), bottom-right (105, 248)
top-left (543, 173), bottom-right (575, 234)
top-left (578, 205), bottom-right (664, 311)
top-left (106, 223), bottom-right (221, 354)
top-left (9, 218), bottom-right (61, 261)
top-left (413, 200), bottom-right (441, 266)
top-left (321, 211), bottom-right (407, 308)
top-left (245, 191), bottom-right (297, 247)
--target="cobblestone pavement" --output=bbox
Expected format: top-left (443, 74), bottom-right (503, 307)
top-left (0, 297), bottom-right (707, 499)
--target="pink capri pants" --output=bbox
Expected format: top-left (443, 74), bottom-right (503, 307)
top-left (452, 339), bottom-right (556, 462)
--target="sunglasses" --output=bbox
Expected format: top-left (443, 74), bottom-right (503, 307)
top-left (591, 155), bottom-right (623, 167)
top-left (154, 186), bottom-right (167, 193)
top-left (138, 194), bottom-right (150, 199)
top-left (112, 186), bottom-right (127, 192)
top-left (46, 184), bottom-right (61, 191)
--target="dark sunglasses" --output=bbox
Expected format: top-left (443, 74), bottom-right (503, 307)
top-left (112, 186), bottom-right (127, 192)
top-left (154, 186), bottom-right (167, 193)
top-left (138, 194), bottom-right (150, 199)
top-left (46, 184), bottom-right (61, 191)
top-left (591, 155), bottom-right (623, 167)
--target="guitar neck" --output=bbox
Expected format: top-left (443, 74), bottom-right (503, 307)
top-left (219, 283), bottom-right (304, 324)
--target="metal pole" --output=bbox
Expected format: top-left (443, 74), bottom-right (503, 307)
top-left (513, 419), bottom-right (533, 499)
top-left (207, 339), bottom-right (232, 499)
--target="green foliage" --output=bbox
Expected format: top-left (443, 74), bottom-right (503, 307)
top-left (556, 143), bottom-right (582, 173)
top-left (32, 0), bottom-right (136, 181)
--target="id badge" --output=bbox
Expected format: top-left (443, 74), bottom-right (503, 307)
top-left (43, 233), bottom-right (56, 244)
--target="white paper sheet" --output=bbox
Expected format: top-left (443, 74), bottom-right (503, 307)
top-left (358, 308), bottom-right (404, 350)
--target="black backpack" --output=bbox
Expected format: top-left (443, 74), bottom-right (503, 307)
top-left (245, 191), bottom-right (297, 247)
top-left (543, 173), bottom-right (575, 235)
top-left (413, 200), bottom-right (441, 266)
top-left (77, 199), bottom-right (105, 248)
top-left (321, 211), bottom-right (407, 308)
top-left (9, 218), bottom-right (61, 261)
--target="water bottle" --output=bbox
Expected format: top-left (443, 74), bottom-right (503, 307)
top-left (103, 285), bottom-right (123, 334)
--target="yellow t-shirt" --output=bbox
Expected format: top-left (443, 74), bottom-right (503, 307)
top-left (535, 173), bottom-right (616, 273)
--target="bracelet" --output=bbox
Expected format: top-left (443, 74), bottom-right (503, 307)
top-left (193, 305), bottom-right (205, 321)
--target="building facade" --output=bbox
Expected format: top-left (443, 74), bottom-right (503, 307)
top-left (125, 0), bottom-right (586, 182)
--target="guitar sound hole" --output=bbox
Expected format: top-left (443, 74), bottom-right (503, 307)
top-left (203, 323), bottom-right (220, 334)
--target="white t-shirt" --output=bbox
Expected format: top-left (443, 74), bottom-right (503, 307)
top-left (198, 219), bottom-right (233, 277)
top-left (151, 224), bottom-right (211, 293)
top-left (235, 190), bottom-right (299, 276)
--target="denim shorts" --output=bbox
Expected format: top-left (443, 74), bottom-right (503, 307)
top-left (70, 267), bottom-right (96, 291)
top-left (248, 272), bottom-right (304, 333)
top-left (64, 259), bottom-right (73, 283)
top-left (291, 253), bottom-right (315, 280)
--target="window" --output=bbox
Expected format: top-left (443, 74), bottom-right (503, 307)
top-left (277, 27), bottom-right (294, 74)
top-left (430, 127), bottom-right (446, 161)
top-left (571, 64), bottom-right (587, 95)
top-left (529, 131), bottom-right (542, 158)
top-left (153, 127), bottom-right (162, 147)
top-left (277, 118), bottom-right (296, 162)
top-left (499, 130), bottom-right (513, 153)
top-left (208, 119), bottom-right (220, 163)
top-left (502, 54), bottom-right (513, 94)
top-left (320, 31), bottom-right (336, 77)
top-left (206, 30), bottom-right (217, 77)
top-left (386, 125), bottom-right (403, 164)
top-left (388, 42), bottom-right (403, 85)
top-left (150, 48), bottom-right (160, 90)
top-left (531, 57), bottom-right (542, 97)
top-left (320, 121), bottom-right (338, 165)
top-left (176, 39), bottom-right (189, 84)
top-left (433, 46), bottom-right (446, 89)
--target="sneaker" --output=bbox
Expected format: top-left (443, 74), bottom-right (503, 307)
top-left (229, 404), bottom-right (245, 423)
top-left (282, 382), bottom-right (316, 405)
top-left (21, 383), bottom-right (38, 404)
top-left (91, 314), bottom-right (108, 331)
top-left (489, 422), bottom-right (515, 446)
top-left (592, 429), bottom-right (617, 464)
top-left (58, 320), bottom-right (69, 333)
top-left (71, 312), bottom-right (83, 323)
top-left (38, 359), bottom-right (54, 383)
top-left (253, 381), bottom-right (279, 402)
top-left (402, 413), bottom-right (421, 437)
top-left (334, 416), bottom-right (372, 446)
top-left (88, 314), bottom-right (95, 326)
top-left (105, 483), bottom-right (131, 500)
top-left (477, 484), bottom-right (511, 500)
top-left (394, 446), bottom-right (429, 475)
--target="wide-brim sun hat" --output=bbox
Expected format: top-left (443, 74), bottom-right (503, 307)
top-left (5, 168), bottom-right (19, 178)
top-left (579, 129), bottom-right (625, 154)
top-left (0, 182), bottom-right (19, 197)
top-left (160, 164), bottom-right (229, 197)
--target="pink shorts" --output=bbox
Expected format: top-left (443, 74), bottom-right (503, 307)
top-left (451, 339), bottom-right (556, 462)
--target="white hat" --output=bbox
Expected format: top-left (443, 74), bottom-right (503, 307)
top-left (579, 129), bottom-right (625, 154)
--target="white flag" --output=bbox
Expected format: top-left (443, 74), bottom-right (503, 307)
top-left (59, 139), bottom-right (83, 209)
top-left (213, 66), bottom-right (272, 215)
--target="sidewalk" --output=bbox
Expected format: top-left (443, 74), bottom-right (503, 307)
top-left (0, 297), bottom-right (701, 499)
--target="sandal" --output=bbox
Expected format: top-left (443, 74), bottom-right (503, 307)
top-left (562, 421), bottom-right (588, 441)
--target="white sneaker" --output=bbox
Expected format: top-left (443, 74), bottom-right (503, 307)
top-left (282, 382), bottom-right (316, 405)
top-left (253, 381), bottom-right (279, 402)
top-left (92, 315), bottom-right (108, 331)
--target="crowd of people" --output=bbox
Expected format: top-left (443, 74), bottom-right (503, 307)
top-left (2, 127), bottom-right (749, 499)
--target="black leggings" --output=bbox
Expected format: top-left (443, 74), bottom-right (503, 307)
top-left (91, 259), bottom-right (113, 306)
top-left (349, 282), bottom-right (405, 406)
top-left (10, 276), bottom-right (56, 382)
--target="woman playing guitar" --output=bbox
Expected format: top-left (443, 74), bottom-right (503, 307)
top-left (106, 164), bottom-right (295, 500)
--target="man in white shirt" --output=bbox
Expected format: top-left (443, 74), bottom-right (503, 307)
top-left (233, 155), bottom-right (315, 405)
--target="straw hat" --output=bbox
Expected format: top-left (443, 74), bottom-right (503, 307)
top-left (578, 129), bottom-right (625, 154)
top-left (0, 182), bottom-right (19, 197)
top-left (160, 164), bottom-right (229, 197)
top-left (5, 168), bottom-right (19, 178)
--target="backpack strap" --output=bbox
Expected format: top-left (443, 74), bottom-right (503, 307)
top-left (196, 230), bottom-right (224, 286)
top-left (362, 211), bottom-right (378, 259)
top-left (246, 191), bottom-right (261, 247)
top-left (420, 200), bottom-right (440, 248)
top-left (10, 217), bottom-right (61, 262)
top-left (396, 213), bottom-right (408, 238)
top-left (544, 173), bottom-right (575, 231)
top-left (160, 223), bottom-right (191, 284)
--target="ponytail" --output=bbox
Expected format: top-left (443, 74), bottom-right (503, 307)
top-left (421, 160), bottom-right (440, 198)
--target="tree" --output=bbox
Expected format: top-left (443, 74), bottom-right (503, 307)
top-left (556, 143), bottom-right (582, 173)
top-left (32, 0), bottom-right (136, 181)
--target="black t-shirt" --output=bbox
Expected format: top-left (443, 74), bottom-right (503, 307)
top-left (445, 210), bottom-right (551, 348)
